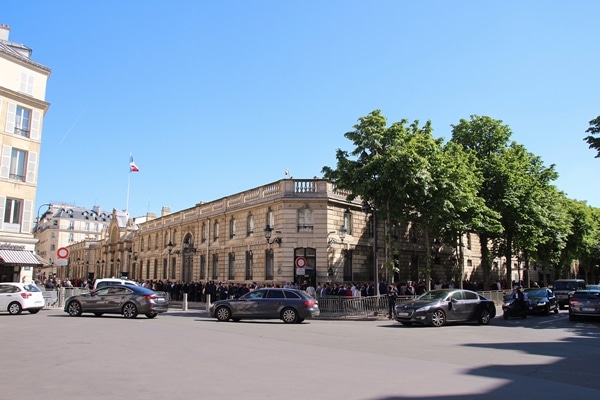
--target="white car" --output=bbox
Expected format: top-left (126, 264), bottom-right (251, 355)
top-left (92, 277), bottom-right (138, 290)
top-left (0, 283), bottom-right (45, 315)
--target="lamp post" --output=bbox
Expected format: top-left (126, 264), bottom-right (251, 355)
top-left (35, 203), bottom-right (51, 233)
top-left (362, 202), bottom-right (380, 295)
top-left (264, 225), bottom-right (281, 246)
top-left (166, 241), bottom-right (174, 280)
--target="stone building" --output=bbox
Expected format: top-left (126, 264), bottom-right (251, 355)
top-left (61, 179), bottom-right (508, 289)
top-left (0, 24), bottom-right (51, 282)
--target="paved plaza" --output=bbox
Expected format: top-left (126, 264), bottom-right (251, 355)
top-left (1, 307), bottom-right (599, 400)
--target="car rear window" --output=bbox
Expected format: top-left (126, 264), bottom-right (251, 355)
top-left (23, 284), bottom-right (41, 292)
top-left (572, 291), bottom-right (600, 300)
top-left (284, 291), bottom-right (301, 299)
top-left (266, 290), bottom-right (285, 299)
top-left (554, 281), bottom-right (582, 290)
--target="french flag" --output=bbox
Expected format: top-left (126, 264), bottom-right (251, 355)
top-left (130, 155), bottom-right (140, 173)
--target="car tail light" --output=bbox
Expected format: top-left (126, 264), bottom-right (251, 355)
top-left (144, 295), bottom-right (157, 300)
top-left (570, 299), bottom-right (579, 306)
top-left (20, 293), bottom-right (32, 299)
top-left (304, 300), bottom-right (315, 307)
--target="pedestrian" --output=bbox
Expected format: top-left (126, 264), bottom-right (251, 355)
top-left (387, 284), bottom-right (398, 319)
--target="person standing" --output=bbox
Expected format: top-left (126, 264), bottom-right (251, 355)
top-left (387, 284), bottom-right (398, 319)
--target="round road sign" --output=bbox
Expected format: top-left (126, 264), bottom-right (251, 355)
top-left (295, 257), bottom-right (307, 268)
top-left (57, 247), bottom-right (69, 259)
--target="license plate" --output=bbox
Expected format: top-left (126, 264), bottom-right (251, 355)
top-left (35, 301), bottom-right (43, 305)
top-left (157, 298), bottom-right (165, 303)
top-left (398, 312), bottom-right (410, 317)
top-left (582, 307), bottom-right (596, 312)
top-left (529, 306), bottom-right (534, 310)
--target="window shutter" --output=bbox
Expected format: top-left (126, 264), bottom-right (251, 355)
top-left (26, 151), bottom-right (37, 183)
top-left (5, 103), bottom-right (16, 134)
top-left (20, 72), bottom-right (34, 95)
top-left (0, 145), bottom-right (11, 179)
top-left (30, 110), bottom-right (41, 140)
top-left (0, 196), bottom-right (4, 230)
top-left (22, 199), bottom-right (33, 233)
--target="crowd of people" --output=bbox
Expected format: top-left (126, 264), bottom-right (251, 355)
top-left (39, 276), bottom-right (525, 304)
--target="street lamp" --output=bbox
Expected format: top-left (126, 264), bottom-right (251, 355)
top-left (264, 225), bottom-right (281, 246)
top-left (362, 201), bottom-right (380, 295)
top-left (166, 241), bottom-right (174, 280)
top-left (35, 203), bottom-right (51, 232)
top-left (339, 225), bottom-right (347, 243)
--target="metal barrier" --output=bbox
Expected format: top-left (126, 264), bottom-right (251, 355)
top-left (43, 287), bottom-right (90, 309)
top-left (317, 295), bottom-right (416, 319)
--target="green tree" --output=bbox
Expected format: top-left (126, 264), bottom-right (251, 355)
top-left (583, 116), bottom-right (600, 158)
top-left (323, 110), bottom-right (493, 290)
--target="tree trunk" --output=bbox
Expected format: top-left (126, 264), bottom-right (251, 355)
top-left (480, 233), bottom-right (491, 289)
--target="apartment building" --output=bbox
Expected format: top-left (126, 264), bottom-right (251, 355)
top-left (0, 24), bottom-right (51, 283)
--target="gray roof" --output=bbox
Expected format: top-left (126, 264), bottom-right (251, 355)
top-left (0, 38), bottom-right (51, 72)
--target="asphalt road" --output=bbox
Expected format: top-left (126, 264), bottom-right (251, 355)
top-left (1, 307), bottom-right (599, 400)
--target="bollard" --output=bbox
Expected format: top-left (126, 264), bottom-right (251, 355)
top-left (182, 293), bottom-right (188, 311)
top-left (206, 294), bottom-right (211, 312)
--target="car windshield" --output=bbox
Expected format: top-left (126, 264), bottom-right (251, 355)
top-left (525, 289), bottom-right (547, 297)
top-left (554, 281), bottom-right (580, 290)
top-left (573, 291), bottom-right (600, 300)
top-left (417, 290), bottom-right (452, 301)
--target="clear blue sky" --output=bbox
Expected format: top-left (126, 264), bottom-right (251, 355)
top-left (4, 1), bottom-right (600, 218)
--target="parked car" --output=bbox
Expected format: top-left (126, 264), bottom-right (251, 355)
top-left (568, 289), bottom-right (600, 321)
top-left (524, 287), bottom-right (558, 315)
top-left (0, 282), bottom-right (45, 315)
top-left (553, 279), bottom-right (586, 309)
top-left (586, 284), bottom-right (600, 290)
top-left (394, 289), bottom-right (496, 327)
top-left (64, 285), bottom-right (169, 318)
top-left (209, 288), bottom-right (320, 323)
top-left (92, 277), bottom-right (138, 290)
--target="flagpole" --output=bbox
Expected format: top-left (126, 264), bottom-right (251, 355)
top-left (126, 170), bottom-right (131, 216)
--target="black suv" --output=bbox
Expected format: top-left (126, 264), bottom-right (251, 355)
top-left (553, 279), bottom-right (586, 309)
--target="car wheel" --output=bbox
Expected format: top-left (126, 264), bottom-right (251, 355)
top-left (281, 308), bottom-right (298, 324)
top-left (66, 301), bottom-right (82, 317)
top-left (145, 312), bottom-right (158, 319)
top-left (28, 308), bottom-right (41, 314)
top-left (544, 306), bottom-right (550, 316)
top-left (554, 307), bottom-right (559, 314)
top-left (400, 322), bottom-right (413, 326)
top-left (479, 309), bottom-right (492, 325)
top-left (8, 302), bottom-right (22, 315)
top-left (431, 310), bottom-right (446, 327)
top-left (215, 306), bottom-right (231, 322)
top-left (93, 313), bottom-right (103, 317)
top-left (122, 302), bottom-right (138, 319)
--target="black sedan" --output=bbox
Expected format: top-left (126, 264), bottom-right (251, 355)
top-left (394, 289), bottom-right (496, 327)
top-left (64, 285), bottom-right (169, 319)
top-left (524, 287), bottom-right (558, 315)
top-left (209, 288), bottom-right (319, 323)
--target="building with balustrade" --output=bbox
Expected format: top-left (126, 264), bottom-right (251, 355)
top-left (61, 179), bottom-right (505, 288)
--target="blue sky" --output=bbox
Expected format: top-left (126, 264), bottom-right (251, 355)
top-left (4, 1), bottom-right (600, 218)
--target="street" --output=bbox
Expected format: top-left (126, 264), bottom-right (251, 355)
top-left (1, 307), bottom-right (599, 399)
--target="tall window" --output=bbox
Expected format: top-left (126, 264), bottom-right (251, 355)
top-left (9, 149), bottom-right (26, 181)
top-left (213, 221), bottom-right (220, 241)
top-left (245, 251), bottom-right (253, 280)
top-left (246, 214), bottom-right (254, 237)
top-left (200, 255), bottom-right (206, 280)
top-left (343, 211), bottom-right (352, 236)
top-left (212, 254), bottom-right (219, 280)
top-left (229, 218), bottom-right (236, 239)
top-left (14, 106), bottom-right (31, 137)
top-left (4, 198), bottom-right (22, 224)
top-left (201, 223), bottom-right (207, 243)
top-left (265, 249), bottom-right (274, 281)
top-left (297, 208), bottom-right (313, 232)
top-left (228, 252), bottom-right (235, 280)
top-left (266, 209), bottom-right (274, 230)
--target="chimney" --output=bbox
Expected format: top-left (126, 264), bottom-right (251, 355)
top-left (0, 24), bottom-right (10, 41)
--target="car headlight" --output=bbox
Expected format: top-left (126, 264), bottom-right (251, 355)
top-left (416, 305), bottom-right (431, 312)
top-left (537, 301), bottom-right (547, 306)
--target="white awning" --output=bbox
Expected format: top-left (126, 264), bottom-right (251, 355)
top-left (0, 250), bottom-right (43, 266)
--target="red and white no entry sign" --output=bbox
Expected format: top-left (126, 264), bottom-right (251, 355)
top-left (57, 247), bottom-right (69, 259)
top-left (295, 257), bottom-right (307, 268)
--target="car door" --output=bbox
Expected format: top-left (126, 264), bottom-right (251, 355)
top-left (234, 290), bottom-right (265, 317)
top-left (0, 284), bottom-right (17, 310)
top-left (446, 290), bottom-right (466, 321)
top-left (83, 288), bottom-right (110, 312)
top-left (258, 289), bottom-right (287, 318)
top-left (99, 286), bottom-right (130, 312)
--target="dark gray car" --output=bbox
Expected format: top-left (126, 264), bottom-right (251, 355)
top-left (64, 285), bottom-right (169, 319)
top-left (394, 289), bottom-right (496, 327)
top-left (524, 287), bottom-right (558, 315)
top-left (209, 288), bottom-right (320, 323)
